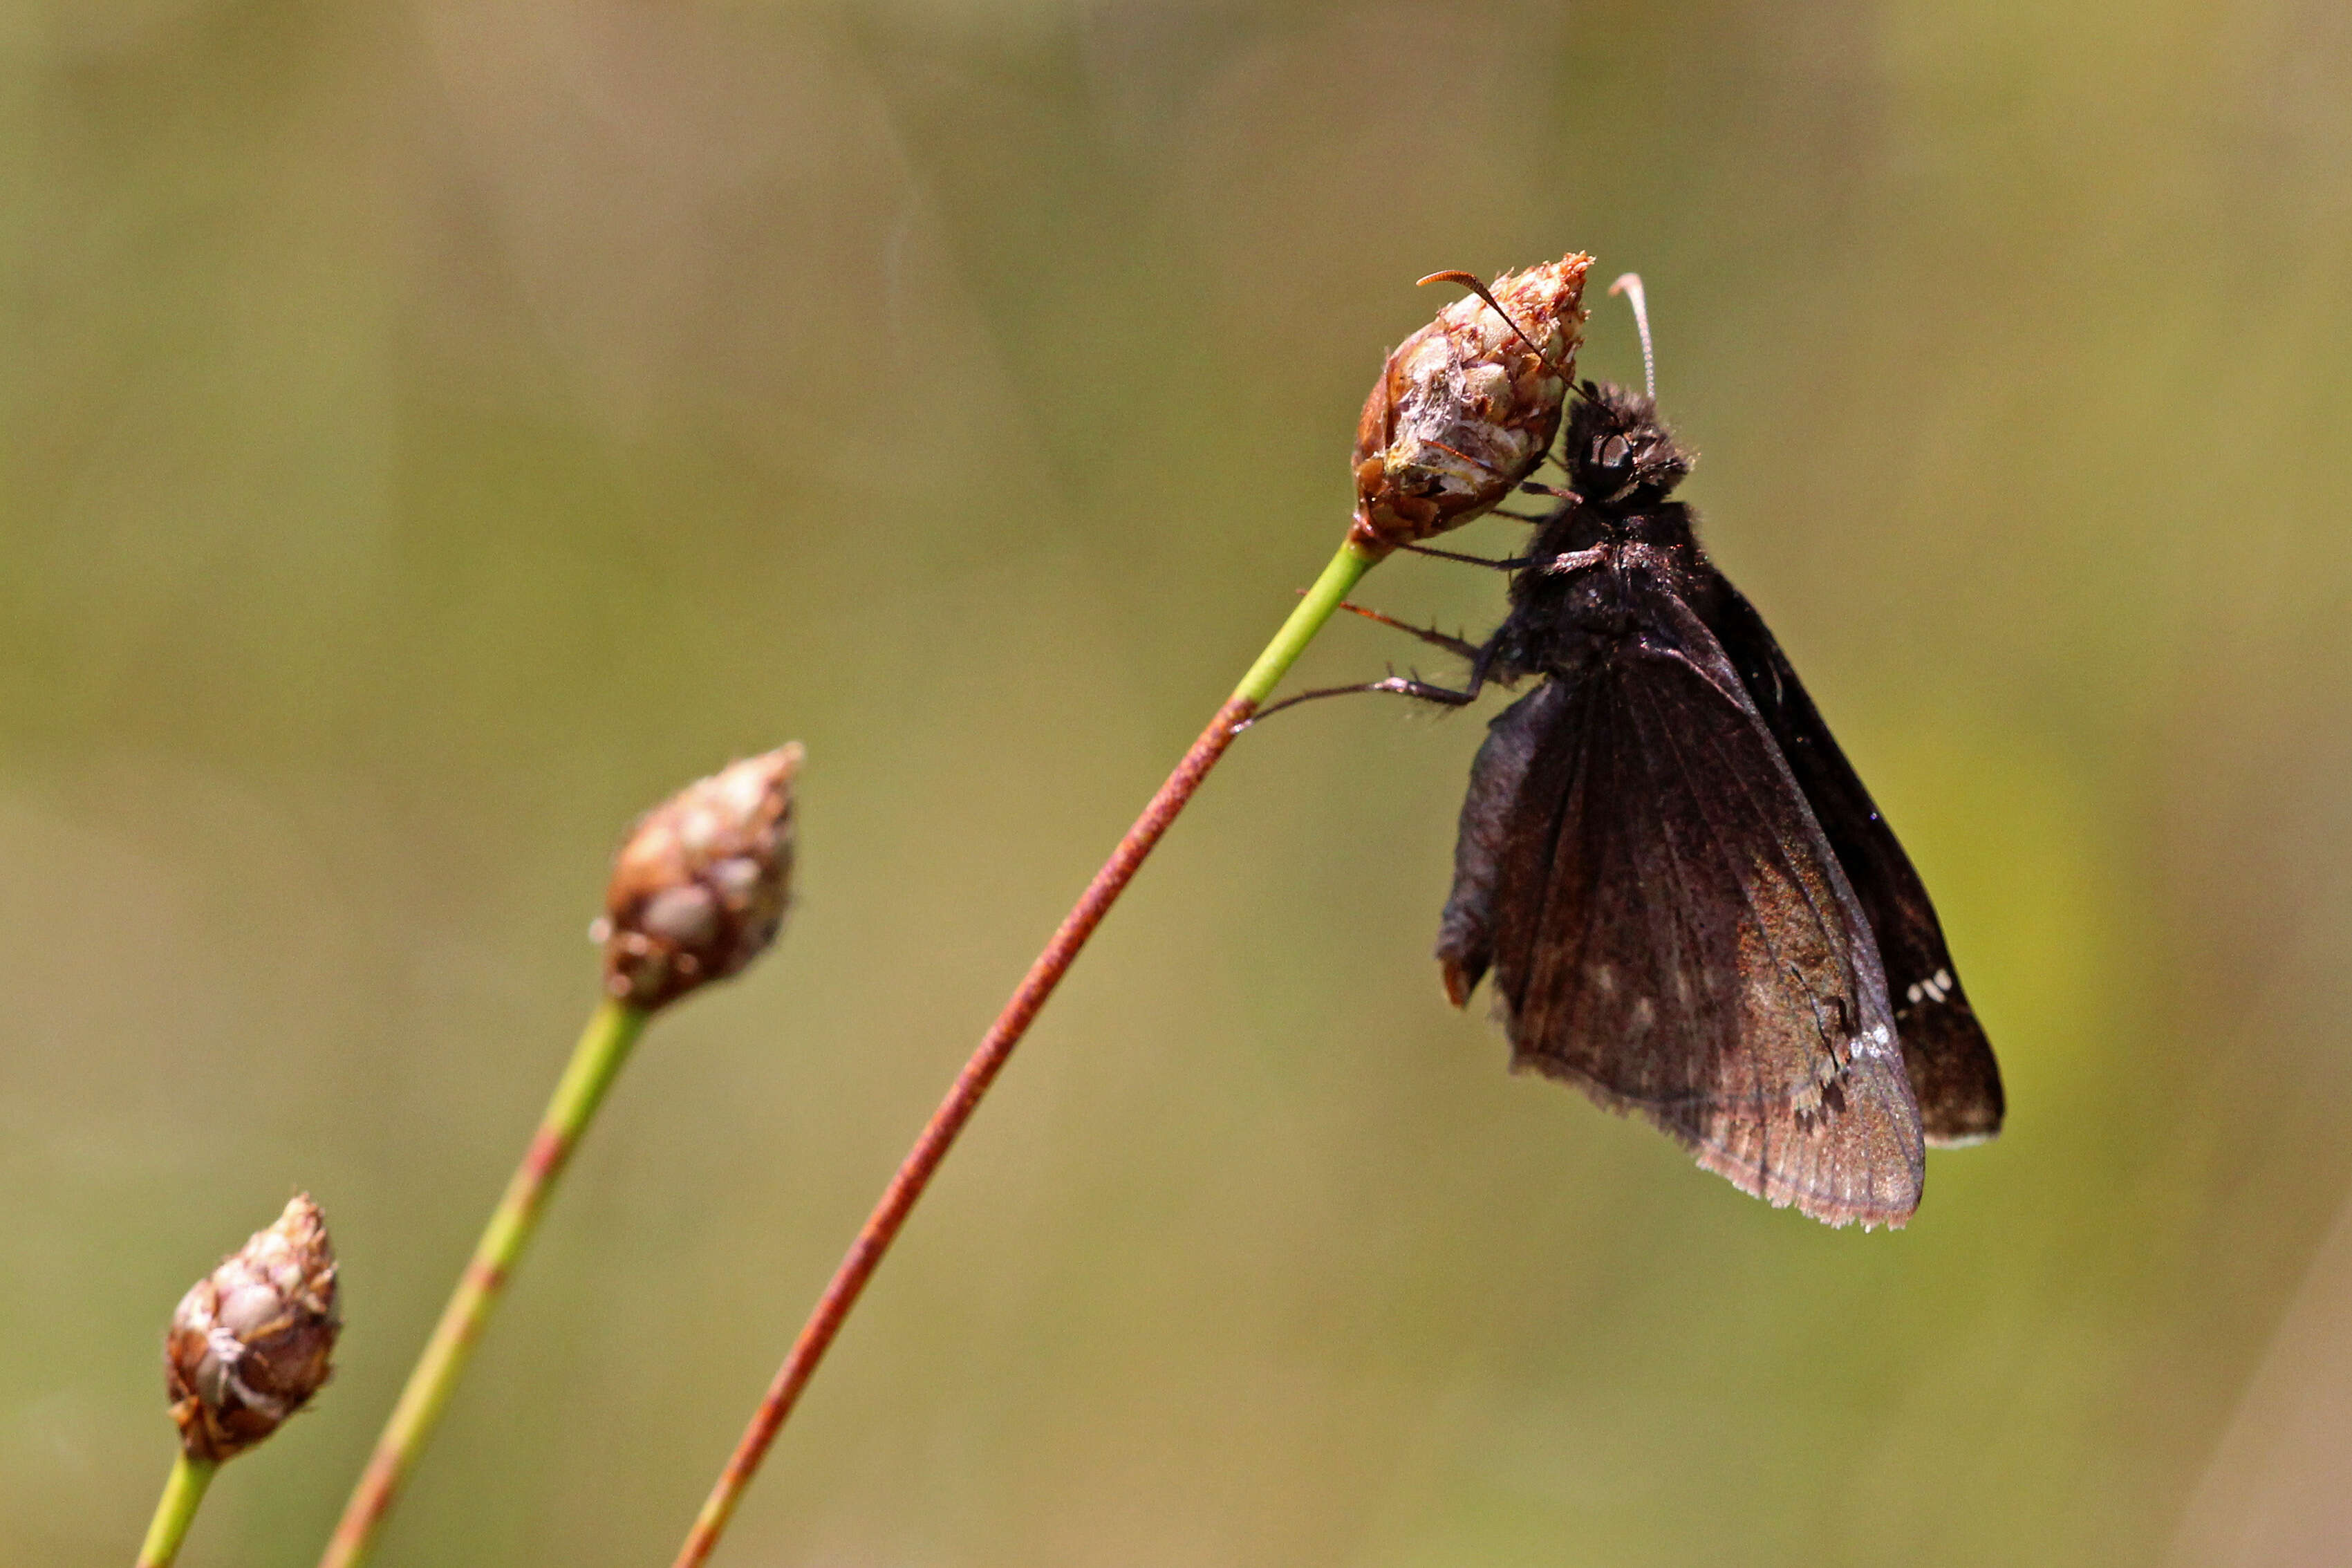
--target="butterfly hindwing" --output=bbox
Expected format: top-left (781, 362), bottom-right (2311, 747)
top-left (1699, 576), bottom-right (2004, 1146)
top-left (1438, 575), bottom-right (1925, 1227)
top-left (1437, 679), bottom-right (1570, 1009)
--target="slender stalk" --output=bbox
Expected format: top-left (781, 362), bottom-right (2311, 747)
top-left (319, 998), bottom-right (651, 1568)
top-left (136, 1452), bottom-right (216, 1568)
top-left (668, 539), bottom-right (1379, 1568)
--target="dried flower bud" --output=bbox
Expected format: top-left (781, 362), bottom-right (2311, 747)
top-left (165, 1195), bottom-right (340, 1463)
top-left (1350, 252), bottom-right (1592, 557)
top-left (595, 744), bottom-right (803, 1010)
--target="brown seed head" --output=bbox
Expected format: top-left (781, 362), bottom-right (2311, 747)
top-left (165, 1194), bottom-right (340, 1463)
top-left (1349, 253), bottom-right (1592, 557)
top-left (597, 743), bottom-right (803, 1011)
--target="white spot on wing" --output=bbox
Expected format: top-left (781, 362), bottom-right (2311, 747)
top-left (1910, 967), bottom-right (1956, 1005)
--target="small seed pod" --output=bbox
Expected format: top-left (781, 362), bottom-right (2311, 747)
top-left (165, 1195), bottom-right (340, 1463)
top-left (1350, 253), bottom-right (1592, 557)
top-left (595, 744), bottom-right (803, 1011)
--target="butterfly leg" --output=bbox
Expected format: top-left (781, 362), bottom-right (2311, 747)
top-left (1335, 599), bottom-right (1485, 661)
top-left (1397, 541), bottom-right (1534, 571)
top-left (1243, 645), bottom-right (1497, 727)
top-left (1363, 673), bottom-right (1487, 706)
top-left (1241, 677), bottom-right (1473, 727)
top-left (1541, 546), bottom-right (1607, 575)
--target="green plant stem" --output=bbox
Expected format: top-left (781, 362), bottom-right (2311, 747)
top-left (136, 1452), bottom-right (216, 1568)
top-left (1233, 540), bottom-right (1381, 702)
top-left (319, 997), bottom-right (651, 1568)
top-left (668, 539), bottom-right (1379, 1568)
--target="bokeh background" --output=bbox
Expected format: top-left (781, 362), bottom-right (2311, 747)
top-left (6, 1), bottom-right (2352, 1564)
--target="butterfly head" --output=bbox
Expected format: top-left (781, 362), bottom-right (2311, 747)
top-left (1562, 381), bottom-right (1692, 506)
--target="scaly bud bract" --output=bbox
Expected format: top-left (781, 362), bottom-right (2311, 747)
top-left (596, 744), bottom-right (803, 1010)
top-left (165, 1195), bottom-right (340, 1463)
top-left (1349, 253), bottom-right (1592, 557)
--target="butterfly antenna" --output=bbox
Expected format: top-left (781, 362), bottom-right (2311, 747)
top-left (1418, 270), bottom-right (1575, 382)
top-left (1607, 272), bottom-right (1656, 401)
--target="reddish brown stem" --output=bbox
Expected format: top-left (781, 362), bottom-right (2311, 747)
top-left (669, 694), bottom-right (1256, 1568)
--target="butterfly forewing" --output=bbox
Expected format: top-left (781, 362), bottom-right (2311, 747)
top-left (1439, 575), bottom-right (1925, 1227)
top-left (1699, 576), bottom-right (2004, 1145)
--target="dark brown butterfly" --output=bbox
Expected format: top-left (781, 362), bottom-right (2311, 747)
top-left (1276, 277), bottom-right (2001, 1227)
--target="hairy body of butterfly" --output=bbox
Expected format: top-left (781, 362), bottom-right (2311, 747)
top-left (1427, 382), bottom-right (2002, 1229)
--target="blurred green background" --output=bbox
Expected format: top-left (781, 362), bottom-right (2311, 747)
top-left (6, 1), bottom-right (2351, 1564)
